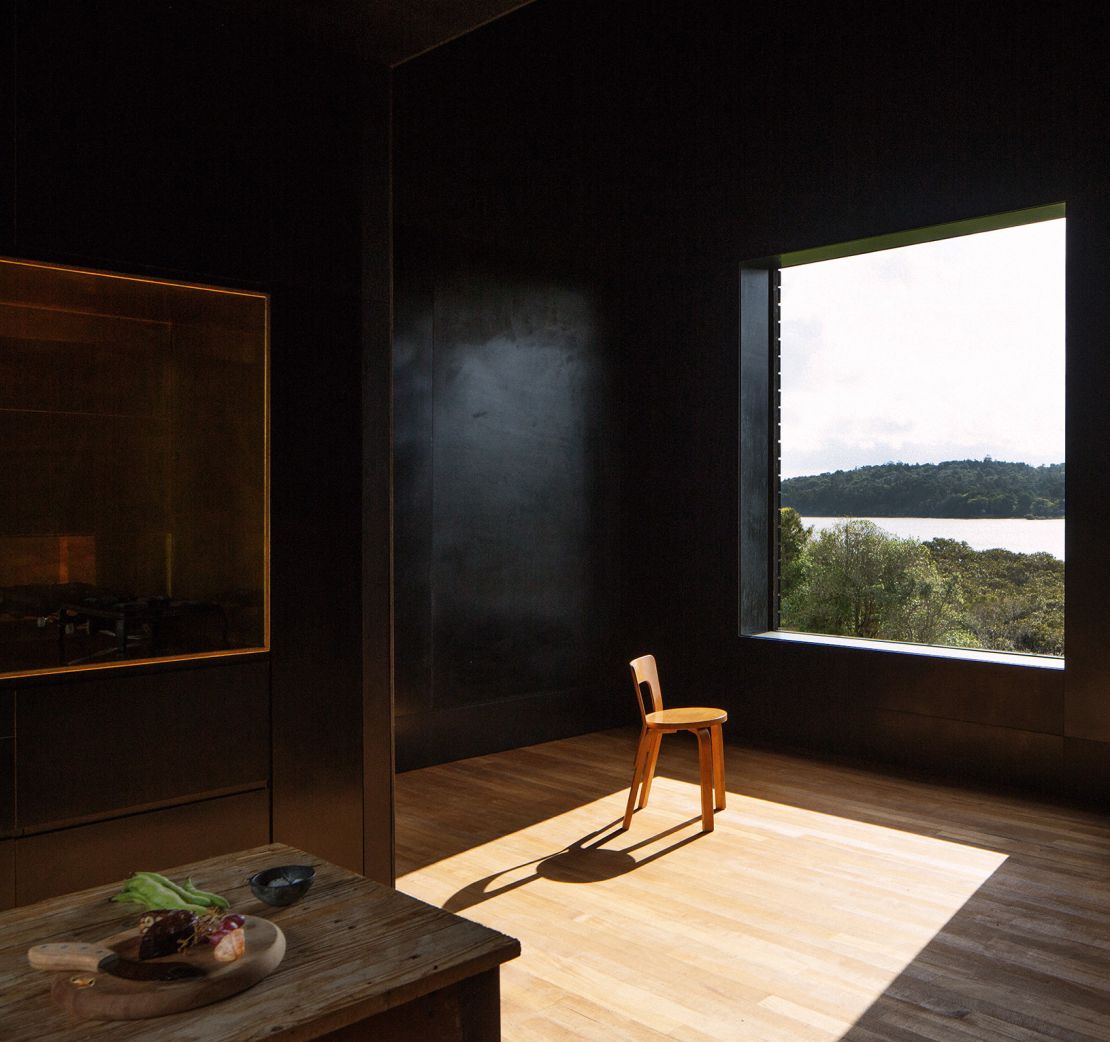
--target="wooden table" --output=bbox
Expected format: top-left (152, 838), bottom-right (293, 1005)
top-left (0, 843), bottom-right (520, 1041)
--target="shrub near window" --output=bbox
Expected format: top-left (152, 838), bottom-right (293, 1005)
top-left (780, 514), bottom-right (970, 646)
top-left (778, 509), bottom-right (1064, 656)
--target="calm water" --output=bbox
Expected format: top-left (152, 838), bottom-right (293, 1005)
top-left (802, 516), bottom-right (1065, 560)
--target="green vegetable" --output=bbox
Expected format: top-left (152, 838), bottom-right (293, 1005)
top-left (134, 871), bottom-right (207, 908)
top-left (182, 877), bottom-right (230, 910)
top-left (110, 871), bottom-right (227, 913)
top-left (111, 877), bottom-right (206, 913)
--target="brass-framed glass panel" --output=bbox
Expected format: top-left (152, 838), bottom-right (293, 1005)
top-left (0, 258), bottom-right (269, 678)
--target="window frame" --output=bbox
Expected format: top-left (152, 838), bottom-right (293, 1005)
top-left (738, 202), bottom-right (1066, 662)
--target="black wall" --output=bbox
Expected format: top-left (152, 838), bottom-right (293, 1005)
top-left (393, 4), bottom-right (627, 769)
top-left (393, 0), bottom-right (1110, 801)
top-left (0, 0), bottom-right (394, 898)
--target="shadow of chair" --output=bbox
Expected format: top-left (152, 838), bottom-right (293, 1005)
top-left (440, 815), bottom-right (708, 914)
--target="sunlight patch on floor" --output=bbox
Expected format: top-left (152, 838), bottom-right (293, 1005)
top-left (398, 773), bottom-right (1008, 1041)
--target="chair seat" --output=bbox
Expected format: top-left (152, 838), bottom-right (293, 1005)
top-left (645, 706), bottom-right (727, 729)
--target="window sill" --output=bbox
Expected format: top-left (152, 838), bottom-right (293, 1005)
top-left (748, 630), bottom-right (1064, 670)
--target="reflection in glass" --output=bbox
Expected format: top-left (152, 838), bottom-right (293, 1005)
top-left (0, 258), bottom-right (268, 677)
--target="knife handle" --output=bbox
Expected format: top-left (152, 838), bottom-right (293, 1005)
top-left (27, 942), bottom-right (113, 972)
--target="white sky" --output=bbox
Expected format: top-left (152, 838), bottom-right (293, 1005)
top-left (779, 218), bottom-right (1066, 479)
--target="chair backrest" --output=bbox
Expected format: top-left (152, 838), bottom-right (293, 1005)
top-left (629, 654), bottom-right (664, 722)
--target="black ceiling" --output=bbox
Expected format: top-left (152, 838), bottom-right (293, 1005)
top-left (268, 0), bottom-right (537, 66)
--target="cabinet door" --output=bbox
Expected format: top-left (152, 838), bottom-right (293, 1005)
top-left (17, 661), bottom-right (268, 830)
top-left (15, 789), bottom-right (268, 906)
top-left (0, 840), bottom-right (13, 910)
top-left (0, 735), bottom-right (12, 840)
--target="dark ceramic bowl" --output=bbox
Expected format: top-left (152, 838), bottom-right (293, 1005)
top-left (248, 864), bottom-right (315, 906)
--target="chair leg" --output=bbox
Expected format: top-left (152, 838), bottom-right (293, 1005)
top-left (696, 727), bottom-right (714, 832)
top-left (711, 724), bottom-right (726, 811)
top-left (622, 727), bottom-right (651, 830)
top-left (638, 730), bottom-right (663, 809)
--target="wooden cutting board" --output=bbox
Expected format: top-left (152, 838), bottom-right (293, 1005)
top-left (44, 915), bottom-right (285, 1021)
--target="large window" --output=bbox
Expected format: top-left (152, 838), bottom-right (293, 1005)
top-left (740, 205), bottom-right (1065, 660)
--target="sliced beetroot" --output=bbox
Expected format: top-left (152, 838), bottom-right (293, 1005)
top-left (138, 910), bottom-right (198, 959)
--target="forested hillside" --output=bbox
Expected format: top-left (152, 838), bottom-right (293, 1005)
top-left (781, 459), bottom-right (1064, 518)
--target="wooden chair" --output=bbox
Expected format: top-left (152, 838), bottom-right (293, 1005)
top-left (622, 654), bottom-right (727, 832)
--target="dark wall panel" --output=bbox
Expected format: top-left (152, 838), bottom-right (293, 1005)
top-left (14, 3), bottom-right (289, 285)
top-left (16, 662), bottom-right (268, 829)
top-left (1063, 737), bottom-right (1110, 809)
top-left (1060, 191), bottom-right (1110, 745)
top-left (393, 240), bottom-right (625, 769)
top-left (14, 789), bottom-right (269, 906)
top-left (429, 259), bottom-right (615, 708)
top-left (0, 694), bottom-right (10, 844)
top-left (268, 282), bottom-right (365, 874)
top-left (362, 292), bottom-right (395, 883)
top-left (393, 6), bottom-right (626, 769)
top-left (359, 68), bottom-right (395, 882)
top-left (873, 658), bottom-right (1063, 737)
top-left (0, 5), bottom-right (12, 254)
top-left (4, 0), bottom-right (394, 884)
top-left (395, 687), bottom-right (619, 772)
top-left (393, 1), bottom-right (619, 252)
top-left (392, 234), bottom-right (435, 725)
top-left (0, 736), bottom-right (12, 839)
top-left (0, 840), bottom-right (12, 910)
top-left (854, 711), bottom-right (1065, 795)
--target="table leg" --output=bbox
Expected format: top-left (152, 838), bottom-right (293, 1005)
top-left (316, 968), bottom-right (502, 1041)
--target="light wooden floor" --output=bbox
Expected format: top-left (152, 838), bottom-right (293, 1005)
top-left (396, 728), bottom-right (1110, 1042)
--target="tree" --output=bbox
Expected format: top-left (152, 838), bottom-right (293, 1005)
top-left (778, 507), bottom-right (811, 606)
top-left (781, 459), bottom-right (1064, 518)
top-left (782, 519), bottom-right (970, 645)
top-left (923, 539), bottom-right (1063, 655)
